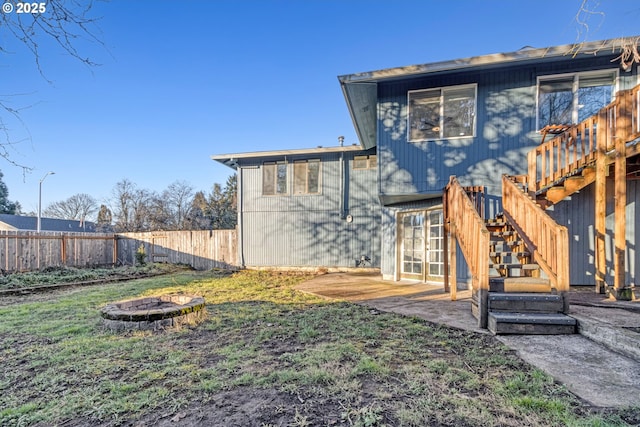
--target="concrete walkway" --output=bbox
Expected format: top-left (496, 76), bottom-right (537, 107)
top-left (296, 272), bottom-right (640, 408)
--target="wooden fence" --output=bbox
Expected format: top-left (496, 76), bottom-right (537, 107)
top-left (117, 230), bottom-right (238, 270)
top-left (0, 229), bottom-right (238, 272)
top-left (0, 231), bottom-right (116, 272)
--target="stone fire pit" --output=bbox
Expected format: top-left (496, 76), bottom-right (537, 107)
top-left (101, 294), bottom-right (206, 332)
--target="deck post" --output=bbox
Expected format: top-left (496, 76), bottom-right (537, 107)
top-left (443, 186), bottom-right (450, 294)
top-left (477, 287), bottom-right (488, 329)
top-left (595, 109), bottom-right (607, 294)
top-left (450, 224), bottom-right (457, 301)
top-left (611, 90), bottom-right (632, 300)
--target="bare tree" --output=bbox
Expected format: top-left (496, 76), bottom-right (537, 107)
top-left (111, 179), bottom-right (131, 231)
top-left (43, 193), bottom-right (97, 221)
top-left (162, 180), bottom-right (194, 230)
top-left (568, 1), bottom-right (640, 70)
top-left (147, 193), bottom-right (171, 231)
top-left (1, 1), bottom-right (103, 168)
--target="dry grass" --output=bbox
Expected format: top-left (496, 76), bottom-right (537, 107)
top-left (0, 269), bottom-right (637, 426)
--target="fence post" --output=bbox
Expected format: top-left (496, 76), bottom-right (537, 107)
top-left (61, 234), bottom-right (67, 266)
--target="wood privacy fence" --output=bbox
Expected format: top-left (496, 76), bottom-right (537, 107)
top-left (117, 230), bottom-right (238, 270)
top-left (0, 229), bottom-right (238, 272)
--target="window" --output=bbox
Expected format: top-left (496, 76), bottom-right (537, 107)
top-left (537, 71), bottom-right (617, 129)
top-left (408, 84), bottom-right (476, 142)
top-left (293, 160), bottom-right (320, 195)
top-left (353, 155), bottom-right (377, 170)
top-left (263, 161), bottom-right (287, 195)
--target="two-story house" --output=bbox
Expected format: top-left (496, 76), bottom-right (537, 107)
top-left (214, 36), bottom-right (640, 332)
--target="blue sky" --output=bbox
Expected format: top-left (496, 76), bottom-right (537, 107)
top-left (1, 0), bottom-right (639, 215)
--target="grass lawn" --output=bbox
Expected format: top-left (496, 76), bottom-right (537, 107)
top-left (0, 269), bottom-right (637, 426)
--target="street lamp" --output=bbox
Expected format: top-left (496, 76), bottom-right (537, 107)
top-left (37, 171), bottom-right (55, 233)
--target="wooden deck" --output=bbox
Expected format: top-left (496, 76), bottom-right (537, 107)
top-left (444, 83), bottom-right (640, 331)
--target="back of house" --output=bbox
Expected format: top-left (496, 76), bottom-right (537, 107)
top-left (215, 36), bottom-right (640, 290)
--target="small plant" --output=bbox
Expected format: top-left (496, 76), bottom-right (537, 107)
top-left (135, 244), bottom-right (146, 266)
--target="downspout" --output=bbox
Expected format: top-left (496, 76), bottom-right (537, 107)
top-left (338, 136), bottom-right (346, 219)
top-left (236, 165), bottom-right (245, 268)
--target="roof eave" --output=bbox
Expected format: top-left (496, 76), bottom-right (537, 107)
top-left (338, 37), bottom-right (640, 84)
top-left (211, 144), bottom-right (368, 169)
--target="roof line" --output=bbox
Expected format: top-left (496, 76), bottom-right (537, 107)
top-left (211, 144), bottom-right (366, 161)
top-left (338, 36), bottom-right (640, 83)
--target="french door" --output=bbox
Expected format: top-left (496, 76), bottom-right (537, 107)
top-left (399, 209), bottom-right (444, 282)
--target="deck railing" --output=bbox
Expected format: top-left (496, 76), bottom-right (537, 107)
top-left (527, 84), bottom-right (640, 193)
top-left (444, 176), bottom-right (490, 325)
top-left (502, 175), bottom-right (569, 292)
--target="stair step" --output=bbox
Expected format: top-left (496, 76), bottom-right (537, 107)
top-left (491, 231), bottom-right (515, 237)
top-left (491, 240), bottom-right (524, 248)
top-left (491, 263), bottom-right (538, 270)
top-left (490, 277), bottom-right (551, 293)
top-left (488, 312), bottom-right (576, 335)
top-left (546, 186), bottom-right (570, 203)
top-left (563, 176), bottom-right (586, 192)
top-left (488, 293), bottom-right (564, 313)
top-left (489, 251), bottom-right (530, 258)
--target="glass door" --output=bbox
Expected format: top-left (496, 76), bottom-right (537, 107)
top-left (400, 212), bottom-right (425, 280)
top-left (399, 209), bottom-right (444, 282)
top-left (427, 210), bottom-right (444, 281)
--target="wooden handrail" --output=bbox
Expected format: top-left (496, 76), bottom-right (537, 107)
top-left (444, 177), bottom-right (490, 293)
top-left (527, 84), bottom-right (640, 194)
top-left (630, 85), bottom-right (640, 143)
top-left (502, 175), bottom-right (569, 292)
top-left (527, 116), bottom-right (598, 193)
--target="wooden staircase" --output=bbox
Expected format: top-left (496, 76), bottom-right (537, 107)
top-left (482, 214), bottom-right (575, 335)
top-left (444, 83), bottom-right (640, 334)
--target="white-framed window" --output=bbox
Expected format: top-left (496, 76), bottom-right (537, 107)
top-left (293, 160), bottom-right (321, 195)
top-left (263, 161), bottom-right (288, 195)
top-left (353, 155), bottom-right (377, 170)
top-left (537, 70), bottom-right (618, 130)
top-left (408, 84), bottom-right (477, 142)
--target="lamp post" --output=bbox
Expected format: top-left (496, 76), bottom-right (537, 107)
top-left (37, 171), bottom-right (55, 232)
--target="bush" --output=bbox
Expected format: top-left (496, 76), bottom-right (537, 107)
top-left (135, 244), bottom-right (147, 266)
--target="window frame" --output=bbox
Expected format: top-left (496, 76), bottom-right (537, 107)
top-left (353, 155), bottom-right (377, 170)
top-left (536, 69), bottom-right (619, 131)
top-left (293, 159), bottom-right (322, 195)
top-left (407, 83), bottom-right (477, 143)
top-left (262, 161), bottom-right (288, 196)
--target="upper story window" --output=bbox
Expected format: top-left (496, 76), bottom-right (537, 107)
top-left (353, 155), bottom-right (376, 170)
top-left (537, 70), bottom-right (617, 129)
top-left (263, 161), bottom-right (287, 195)
top-left (293, 160), bottom-right (321, 195)
top-left (408, 84), bottom-right (477, 142)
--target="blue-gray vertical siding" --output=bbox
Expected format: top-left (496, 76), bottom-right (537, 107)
top-left (549, 181), bottom-right (640, 286)
top-left (376, 56), bottom-right (628, 199)
top-left (376, 55), bottom-right (637, 284)
top-left (238, 150), bottom-right (381, 268)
